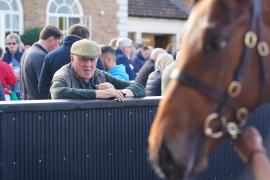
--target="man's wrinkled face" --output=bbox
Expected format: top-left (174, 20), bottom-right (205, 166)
top-left (71, 54), bottom-right (97, 82)
top-left (6, 38), bottom-right (19, 53)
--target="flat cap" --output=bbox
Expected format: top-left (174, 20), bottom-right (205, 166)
top-left (71, 39), bottom-right (101, 58)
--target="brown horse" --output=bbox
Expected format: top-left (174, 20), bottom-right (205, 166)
top-left (148, 0), bottom-right (270, 179)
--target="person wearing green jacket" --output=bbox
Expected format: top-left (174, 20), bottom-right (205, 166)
top-left (50, 39), bottom-right (145, 100)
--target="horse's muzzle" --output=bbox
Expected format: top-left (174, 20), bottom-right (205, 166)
top-left (150, 142), bottom-right (189, 180)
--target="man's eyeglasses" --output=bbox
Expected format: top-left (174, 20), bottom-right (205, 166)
top-left (7, 42), bottom-right (17, 46)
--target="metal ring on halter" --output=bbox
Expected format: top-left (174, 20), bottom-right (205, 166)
top-left (236, 107), bottom-right (249, 127)
top-left (244, 31), bottom-right (257, 48)
top-left (227, 81), bottom-right (242, 98)
top-left (204, 113), bottom-right (227, 139)
top-left (257, 41), bottom-right (269, 57)
top-left (226, 122), bottom-right (240, 139)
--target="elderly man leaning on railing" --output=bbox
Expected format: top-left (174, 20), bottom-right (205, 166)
top-left (50, 39), bottom-right (146, 101)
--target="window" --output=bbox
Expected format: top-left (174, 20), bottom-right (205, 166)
top-left (0, 0), bottom-right (23, 49)
top-left (47, 0), bottom-right (89, 35)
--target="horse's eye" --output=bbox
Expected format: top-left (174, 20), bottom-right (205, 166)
top-left (204, 35), bottom-right (227, 52)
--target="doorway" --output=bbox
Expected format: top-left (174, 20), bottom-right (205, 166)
top-left (141, 33), bottom-right (172, 50)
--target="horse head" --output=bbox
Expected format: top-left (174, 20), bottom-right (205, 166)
top-left (149, 0), bottom-right (270, 179)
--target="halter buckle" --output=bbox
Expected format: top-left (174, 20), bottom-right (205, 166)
top-left (227, 81), bottom-right (242, 98)
top-left (244, 31), bottom-right (257, 48)
top-left (204, 113), bottom-right (227, 139)
top-left (236, 107), bottom-right (249, 126)
top-left (257, 41), bottom-right (269, 57)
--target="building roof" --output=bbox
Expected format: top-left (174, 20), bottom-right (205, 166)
top-left (128, 0), bottom-right (190, 20)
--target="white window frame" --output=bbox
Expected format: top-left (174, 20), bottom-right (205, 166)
top-left (46, 0), bottom-right (85, 35)
top-left (0, 0), bottom-right (23, 49)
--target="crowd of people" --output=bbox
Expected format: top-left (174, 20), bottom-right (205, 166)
top-left (0, 24), bottom-right (178, 101)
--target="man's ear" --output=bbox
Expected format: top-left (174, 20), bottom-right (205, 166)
top-left (70, 54), bottom-right (74, 63)
top-left (104, 55), bottom-right (110, 63)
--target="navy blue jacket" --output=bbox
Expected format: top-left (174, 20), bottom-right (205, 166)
top-left (131, 51), bottom-right (147, 74)
top-left (38, 35), bottom-right (81, 98)
top-left (115, 49), bottom-right (135, 80)
top-left (97, 58), bottom-right (104, 70)
top-left (3, 50), bottom-right (23, 64)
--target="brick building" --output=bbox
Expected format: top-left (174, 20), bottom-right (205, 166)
top-left (0, 0), bottom-right (190, 51)
top-left (0, 0), bottom-right (121, 49)
top-left (128, 0), bottom-right (190, 51)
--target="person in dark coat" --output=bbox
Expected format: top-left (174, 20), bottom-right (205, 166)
top-left (38, 24), bottom-right (90, 98)
top-left (146, 54), bottom-right (173, 96)
top-left (115, 37), bottom-right (135, 80)
top-left (135, 48), bottom-right (167, 87)
top-left (3, 33), bottom-right (23, 98)
top-left (146, 70), bottom-right (162, 96)
top-left (3, 33), bottom-right (23, 64)
top-left (131, 46), bottom-right (150, 75)
top-left (20, 25), bottom-right (63, 100)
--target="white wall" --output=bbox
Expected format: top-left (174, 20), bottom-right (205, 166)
top-left (116, 0), bottom-right (128, 37)
top-left (0, 13), bottom-right (5, 51)
top-left (127, 16), bottom-right (187, 49)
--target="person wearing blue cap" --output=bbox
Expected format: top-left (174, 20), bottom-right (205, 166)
top-left (50, 39), bottom-right (145, 101)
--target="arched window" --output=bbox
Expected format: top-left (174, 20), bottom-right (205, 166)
top-left (0, 0), bottom-right (23, 48)
top-left (47, 0), bottom-right (89, 35)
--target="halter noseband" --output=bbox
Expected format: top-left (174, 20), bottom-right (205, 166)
top-left (171, 0), bottom-right (269, 139)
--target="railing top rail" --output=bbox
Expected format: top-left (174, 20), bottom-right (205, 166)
top-left (0, 97), bottom-right (161, 113)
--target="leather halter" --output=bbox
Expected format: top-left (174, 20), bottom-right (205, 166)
top-left (170, 0), bottom-right (269, 139)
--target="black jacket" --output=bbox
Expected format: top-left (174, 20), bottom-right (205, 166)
top-left (131, 51), bottom-right (147, 74)
top-left (145, 70), bottom-right (161, 96)
top-left (135, 59), bottom-right (155, 87)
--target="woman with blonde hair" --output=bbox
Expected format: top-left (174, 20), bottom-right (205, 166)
top-left (145, 53), bottom-right (174, 96)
